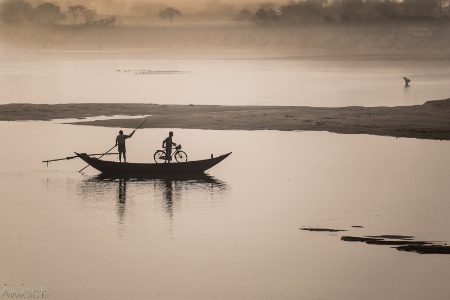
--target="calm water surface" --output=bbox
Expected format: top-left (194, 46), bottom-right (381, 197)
top-left (1, 53), bottom-right (450, 106)
top-left (1, 120), bottom-right (450, 299)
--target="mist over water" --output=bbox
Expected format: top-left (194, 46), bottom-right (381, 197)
top-left (1, 51), bottom-right (449, 107)
top-left (1, 8), bottom-right (450, 108)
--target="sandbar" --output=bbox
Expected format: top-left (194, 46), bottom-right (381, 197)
top-left (1, 99), bottom-right (450, 140)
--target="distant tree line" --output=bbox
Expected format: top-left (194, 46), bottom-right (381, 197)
top-left (0, 0), bottom-right (186, 26)
top-left (0, 0), bottom-right (116, 25)
top-left (2, 0), bottom-right (450, 26)
top-left (239, 0), bottom-right (450, 25)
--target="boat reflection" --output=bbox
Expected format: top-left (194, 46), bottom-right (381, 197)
top-left (82, 173), bottom-right (228, 222)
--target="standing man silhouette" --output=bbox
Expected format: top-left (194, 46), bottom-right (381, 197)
top-left (162, 131), bottom-right (176, 163)
top-left (115, 129), bottom-right (135, 162)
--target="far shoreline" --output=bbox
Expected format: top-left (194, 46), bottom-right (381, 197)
top-left (1, 99), bottom-right (450, 140)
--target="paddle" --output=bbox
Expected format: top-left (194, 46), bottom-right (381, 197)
top-left (78, 118), bottom-right (148, 172)
top-left (42, 153), bottom-right (119, 166)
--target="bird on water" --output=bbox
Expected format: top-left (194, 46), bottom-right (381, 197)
top-left (403, 77), bottom-right (411, 87)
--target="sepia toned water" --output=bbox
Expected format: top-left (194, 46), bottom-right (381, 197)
top-left (1, 120), bottom-right (450, 299)
top-left (1, 51), bottom-right (450, 107)
top-left (1, 49), bottom-right (450, 298)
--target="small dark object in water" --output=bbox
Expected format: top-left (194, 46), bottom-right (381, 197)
top-left (396, 245), bottom-right (450, 254)
top-left (403, 77), bottom-right (411, 87)
top-left (351, 225), bottom-right (364, 228)
top-left (300, 228), bottom-right (347, 232)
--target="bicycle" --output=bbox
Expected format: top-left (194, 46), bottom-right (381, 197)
top-left (153, 144), bottom-right (188, 163)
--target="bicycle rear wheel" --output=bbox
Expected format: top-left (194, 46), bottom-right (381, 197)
top-left (154, 150), bottom-right (166, 163)
top-left (174, 150), bottom-right (188, 162)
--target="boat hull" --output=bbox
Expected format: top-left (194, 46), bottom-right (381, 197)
top-left (75, 152), bottom-right (231, 175)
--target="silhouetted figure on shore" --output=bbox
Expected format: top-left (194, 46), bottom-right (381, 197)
top-left (115, 129), bottom-right (135, 162)
top-left (162, 131), bottom-right (177, 163)
top-left (403, 77), bottom-right (411, 87)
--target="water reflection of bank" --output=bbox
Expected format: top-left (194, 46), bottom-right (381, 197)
top-left (80, 174), bottom-right (229, 224)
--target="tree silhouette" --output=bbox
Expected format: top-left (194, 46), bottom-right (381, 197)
top-left (67, 5), bottom-right (88, 24)
top-left (235, 9), bottom-right (253, 22)
top-left (255, 9), bottom-right (269, 24)
top-left (280, 0), bottom-right (326, 24)
top-left (81, 8), bottom-right (97, 25)
top-left (158, 7), bottom-right (182, 24)
top-left (0, 0), bottom-right (32, 24)
top-left (36, 2), bottom-right (65, 25)
top-left (402, 0), bottom-right (440, 18)
top-left (254, 8), bottom-right (278, 25)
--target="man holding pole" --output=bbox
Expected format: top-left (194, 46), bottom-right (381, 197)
top-left (77, 119), bottom-right (146, 171)
top-left (115, 129), bottom-right (135, 163)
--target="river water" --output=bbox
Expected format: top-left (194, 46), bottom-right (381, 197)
top-left (1, 49), bottom-right (450, 298)
top-left (1, 52), bottom-right (450, 107)
top-left (1, 120), bottom-right (450, 299)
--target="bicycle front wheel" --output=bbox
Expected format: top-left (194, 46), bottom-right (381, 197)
top-left (154, 150), bottom-right (166, 163)
top-left (174, 150), bottom-right (188, 162)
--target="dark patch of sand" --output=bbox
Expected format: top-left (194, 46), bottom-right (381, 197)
top-left (396, 245), bottom-right (450, 254)
top-left (367, 235), bottom-right (415, 240)
top-left (1, 99), bottom-right (450, 140)
top-left (341, 236), bottom-right (384, 243)
top-left (342, 236), bottom-right (433, 246)
top-left (302, 227), bottom-right (449, 255)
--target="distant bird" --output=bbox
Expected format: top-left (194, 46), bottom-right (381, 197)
top-left (403, 77), bottom-right (411, 87)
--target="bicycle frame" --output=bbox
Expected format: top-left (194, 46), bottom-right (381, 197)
top-left (154, 145), bottom-right (188, 163)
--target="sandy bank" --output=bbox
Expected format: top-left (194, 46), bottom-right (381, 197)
top-left (1, 99), bottom-right (450, 140)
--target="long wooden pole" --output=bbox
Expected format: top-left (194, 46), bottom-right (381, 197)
top-left (78, 118), bottom-right (148, 172)
top-left (42, 153), bottom-right (119, 166)
top-left (78, 145), bottom-right (116, 172)
top-left (134, 118), bottom-right (148, 131)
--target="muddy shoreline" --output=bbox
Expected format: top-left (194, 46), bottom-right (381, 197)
top-left (1, 99), bottom-right (450, 140)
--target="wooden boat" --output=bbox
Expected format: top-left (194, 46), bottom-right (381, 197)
top-left (75, 152), bottom-right (231, 175)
